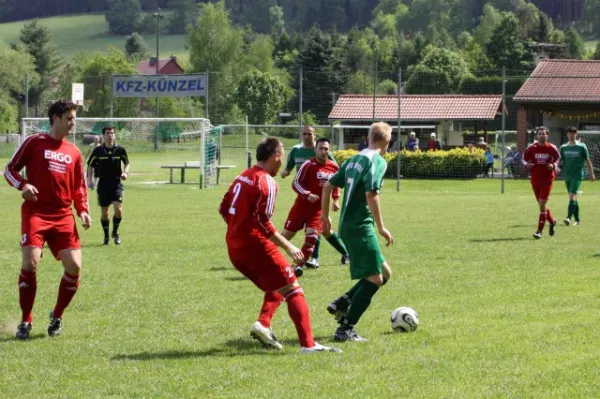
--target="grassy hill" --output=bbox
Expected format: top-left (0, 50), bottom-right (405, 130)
top-left (0, 14), bottom-right (188, 63)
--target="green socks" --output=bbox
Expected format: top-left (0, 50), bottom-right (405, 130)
top-left (573, 200), bottom-right (580, 221)
top-left (312, 236), bottom-right (321, 260)
top-left (346, 280), bottom-right (380, 326)
top-left (325, 233), bottom-right (348, 256)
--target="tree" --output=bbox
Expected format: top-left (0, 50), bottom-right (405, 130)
top-left (565, 27), bottom-right (585, 59)
top-left (57, 47), bottom-right (140, 117)
top-left (473, 4), bottom-right (502, 46)
top-left (233, 70), bottom-right (287, 126)
top-left (294, 27), bottom-right (347, 123)
top-left (245, 35), bottom-right (275, 73)
top-left (106, 0), bottom-right (142, 35)
top-left (188, 1), bottom-right (245, 123)
top-left (0, 40), bottom-right (39, 131)
top-left (536, 12), bottom-right (553, 43)
top-left (593, 42), bottom-right (600, 60)
top-left (18, 20), bottom-right (61, 112)
top-left (486, 12), bottom-right (533, 71)
top-left (124, 32), bottom-right (150, 59)
top-left (167, 0), bottom-right (198, 34)
top-left (269, 5), bottom-right (285, 37)
top-left (404, 47), bottom-right (470, 94)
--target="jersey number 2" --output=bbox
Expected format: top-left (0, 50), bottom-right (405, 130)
top-left (228, 183), bottom-right (242, 215)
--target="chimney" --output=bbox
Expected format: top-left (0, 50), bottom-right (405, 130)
top-left (170, 56), bottom-right (177, 62)
top-left (149, 57), bottom-right (158, 66)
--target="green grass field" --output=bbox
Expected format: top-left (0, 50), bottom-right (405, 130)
top-left (2, 152), bottom-right (600, 397)
top-left (0, 14), bottom-right (188, 62)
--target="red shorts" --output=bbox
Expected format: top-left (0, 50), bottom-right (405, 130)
top-left (227, 240), bottom-right (296, 292)
top-left (531, 182), bottom-right (553, 201)
top-left (21, 212), bottom-right (80, 260)
top-left (284, 201), bottom-right (322, 233)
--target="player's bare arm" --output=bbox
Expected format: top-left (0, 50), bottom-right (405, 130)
top-left (269, 231), bottom-right (304, 265)
top-left (586, 159), bottom-right (596, 182)
top-left (21, 183), bottom-right (39, 202)
top-left (366, 191), bottom-right (393, 246)
top-left (321, 181), bottom-right (334, 232)
top-left (306, 193), bottom-right (320, 203)
top-left (332, 198), bottom-right (340, 212)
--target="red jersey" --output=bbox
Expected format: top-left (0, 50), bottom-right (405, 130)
top-left (522, 142), bottom-right (560, 185)
top-left (219, 165), bottom-right (278, 248)
top-left (4, 134), bottom-right (89, 217)
top-left (292, 158), bottom-right (339, 209)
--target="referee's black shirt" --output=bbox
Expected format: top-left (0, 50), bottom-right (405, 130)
top-left (87, 144), bottom-right (129, 184)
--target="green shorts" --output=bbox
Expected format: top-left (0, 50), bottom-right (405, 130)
top-left (565, 178), bottom-right (582, 194)
top-left (341, 230), bottom-right (386, 280)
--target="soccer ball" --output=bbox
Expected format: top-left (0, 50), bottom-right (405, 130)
top-left (390, 307), bottom-right (419, 332)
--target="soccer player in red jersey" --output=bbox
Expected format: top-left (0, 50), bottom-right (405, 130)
top-left (219, 137), bottom-right (340, 353)
top-left (281, 138), bottom-right (349, 276)
top-left (4, 100), bottom-right (91, 339)
top-left (522, 126), bottom-right (560, 239)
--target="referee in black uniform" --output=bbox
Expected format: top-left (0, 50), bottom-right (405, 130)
top-left (87, 126), bottom-right (130, 245)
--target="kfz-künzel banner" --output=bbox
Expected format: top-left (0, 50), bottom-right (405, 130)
top-left (112, 74), bottom-right (207, 98)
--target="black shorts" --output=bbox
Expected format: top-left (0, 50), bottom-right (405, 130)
top-left (97, 182), bottom-right (124, 207)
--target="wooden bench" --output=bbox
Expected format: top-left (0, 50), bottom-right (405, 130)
top-left (160, 162), bottom-right (236, 185)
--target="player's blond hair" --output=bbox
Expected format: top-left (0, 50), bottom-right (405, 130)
top-left (368, 122), bottom-right (392, 144)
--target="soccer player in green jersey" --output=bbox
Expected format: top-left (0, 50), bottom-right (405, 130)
top-left (321, 122), bottom-right (394, 342)
top-left (281, 125), bottom-right (348, 267)
top-left (560, 126), bottom-right (595, 226)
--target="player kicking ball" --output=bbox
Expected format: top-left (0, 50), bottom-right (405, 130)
top-left (522, 126), bottom-right (560, 239)
top-left (559, 126), bottom-right (595, 226)
top-left (4, 100), bottom-right (91, 339)
top-left (281, 138), bottom-right (349, 277)
top-left (321, 122), bottom-right (394, 342)
top-left (219, 138), bottom-right (340, 353)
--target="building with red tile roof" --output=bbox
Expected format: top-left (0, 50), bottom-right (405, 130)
top-left (136, 56), bottom-right (184, 75)
top-left (328, 94), bottom-right (504, 149)
top-left (514, 59), bottom-right (600, 156)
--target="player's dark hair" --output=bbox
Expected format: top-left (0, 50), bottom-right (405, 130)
top-left (316, 137), bottom-right (330, 147)
top-left (256, 138), bottom-right (282, 162)
top-left (568, 126), bottom-right (578, 133)
top-left (48, 100), bottom-right (78, 126)
top-left (537, 126), bottom-right (549, 135)
top-left (102, 126), bottom-right (115, 135)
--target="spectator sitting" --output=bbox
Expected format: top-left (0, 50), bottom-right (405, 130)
top-left (406, 131), bottom-right (419, 151)
top-left (389, 135), bottom-right (403, 152)
top-left (476, 136), bottom-right (488, 149)
top-left (358, 133), bottom-right (368, 151)
top-left (503, 145), bottom-right (521, 178)
top-left (428, 132), bottom-right (441, 151)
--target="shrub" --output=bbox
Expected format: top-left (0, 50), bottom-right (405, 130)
top-left (332, 148), bottom-right (485, 179)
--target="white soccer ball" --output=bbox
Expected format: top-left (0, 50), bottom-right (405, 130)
top-left (391, 307), bottom-right (419, 333)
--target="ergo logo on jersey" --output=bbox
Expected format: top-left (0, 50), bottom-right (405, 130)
top-left (534, 153), bottom-right (550, 162)
top-left (317, 171), bottom-right (334, 180)
top-left (44, 150), bottom-right (73, 164)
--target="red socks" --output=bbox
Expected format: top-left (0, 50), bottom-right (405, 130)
top-left (301, 233), bottom-right (319, 261)
top-left (257, 291), bottom-right (284, 328)
top-left (545, 208), bottom-right (555, 224)
top-left (537, 211), bottom-right (546, 232)
top-left (19, 269), bottom-right (37, 323)
top-left (285, 287), bottom-right (315, 348)
top-left (53, 272), bottom-right (80, 319)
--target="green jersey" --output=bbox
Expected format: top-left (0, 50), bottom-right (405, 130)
top-left (329, 149), bottom-right (387, 233)
top-left (285, 143), bottom-right (336, 172)
top-left (559, 142), bottom-right (589, 180)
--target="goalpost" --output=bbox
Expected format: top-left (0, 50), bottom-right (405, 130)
top-left (21, 117), bottom-right (219, 188)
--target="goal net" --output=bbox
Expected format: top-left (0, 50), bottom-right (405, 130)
top-left (21, 117), bottom-right (220, 187)
top-left (574, 131), bottom-right (600, 177)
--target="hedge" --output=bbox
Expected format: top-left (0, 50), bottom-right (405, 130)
top-left (332, 148), bottom-right (486, 179)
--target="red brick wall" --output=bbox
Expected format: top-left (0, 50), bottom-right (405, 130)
top-left (517, 106), bottom-right (528, 154)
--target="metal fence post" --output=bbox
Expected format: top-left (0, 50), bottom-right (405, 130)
top-left (396, 68), bottom-right (402, 192)
top-left (501, 67), bottom-right (506, 194)
top-left (299, 68), bottom-right (303, 140)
